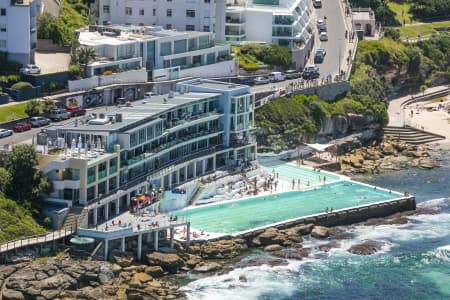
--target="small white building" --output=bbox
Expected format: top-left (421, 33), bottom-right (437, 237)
top-left (98, 0), bottom-right (226, 42)
top-left (0, 0), bottom-right (40, 65)
top-left (68, 25), bottom-right (235, 91)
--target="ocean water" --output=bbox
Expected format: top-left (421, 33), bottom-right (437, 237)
top-left (181, 150), bottom-right (450, 300)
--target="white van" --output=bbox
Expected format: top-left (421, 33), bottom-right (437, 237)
top-left (269, 72), bottom-right (285, 82)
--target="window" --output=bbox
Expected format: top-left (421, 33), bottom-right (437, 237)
top-left (103, 5), bottom-right (110, 13)
top-left (203, 25), bottom-right (210, 32)
top-left (160, 41), bottom-right (172, 55)
top-left (125, 7), bottom-right (132, 15)
top-left (152, 8), bottom-right (156, 16)
top-left (186, 10), bottom-right (195, 18)
top-left (139, 9), bottom-right (144, 15)
top-left (0, 8), bottom-right (5, 16)
top-left (166, 24), bottom-right (172, 30)
top-left (0, 24), bottom-right (6, 32)
top-left (204, 0), bottom-right (210, 2)
top-left (0, 39), bottom-right (6, 48)
top-left (186, 25), bottom-right (195, 31)
top-left (166, 9), bottom-right (172, 17)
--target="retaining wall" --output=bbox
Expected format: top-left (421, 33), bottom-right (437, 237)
top-left (237, 197), bottom-right (416, 240)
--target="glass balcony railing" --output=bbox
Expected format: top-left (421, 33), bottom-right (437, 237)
top-left (109, 165), bottom-right (117, 174)
top-left (98, 170), bottom-right (107, 179)
top-left (87, 175), bottom-right (96, 184)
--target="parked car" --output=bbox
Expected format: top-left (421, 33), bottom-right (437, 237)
top-left (302, 65), bottom-right (320, 79)
top-left (269, 72), bottom-right (285, 82)
top-left (317, 19), bottom-right (326, 28)
top-left (314, 48), bottom-right (327, 63)
top-left (12, 122), bottom-right (32, 132)
top-left (67, 106), bottom-right (86, 116)
top-left (253, 76), bottom-right (270, 85)
top-left (318, 23), bottom-right (327, 32)
top-left (49, 108), bottom-right (71, 121)
top-left (319, 31), bottom-right (328, 41)
top-left (284, 69), bottom-right (301, 79)
top-left (236, 77), bottom-right (254, 86)
top-left (29, 116), bottom-right (50, 127)
top-left (144, 91), bottom-right (158, 98)
top-left (313, 0), bottom-right (322, 8)
top-left (0, 128), bottom-right (13, 138)
top-left (19, 64), bottom-right (41, 75)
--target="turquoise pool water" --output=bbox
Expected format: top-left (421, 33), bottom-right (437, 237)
top-left (174, 181), bottom-right (402, 234)
top-left (266, 163), bottom-right (341, 186)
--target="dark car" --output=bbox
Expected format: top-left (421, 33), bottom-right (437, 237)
top-left (67, 106), bottom-right (87, 116)
top-left (236, 77), bottom-right (254, 86)
top-left (314, 48), bottom-right (326, 63)
top-left (12, 122), bottom-right (32, 132)
top-left (318, 23), bottom-right (327, 32)
top-left (302, 65), bottom-right (320, 79)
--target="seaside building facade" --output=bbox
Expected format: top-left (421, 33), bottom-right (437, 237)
top-left (0, 0), bottom-right (40, 65)
top-left (97, 0), bottom-right (226, 42)
top-left (225, 0), bottom-right (314, 69)
top-left (41, 79), bottom-right (256, 227)
top-left (68, 24), bottom-right (235, 91)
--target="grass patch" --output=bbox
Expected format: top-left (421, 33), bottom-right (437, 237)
top-left (231, 45), bottom-right (265, 71)
top-left (0, 196), bottom-right (46, 243)
top-left (396, 21), bottom-right (450, 39)
top-left (0, 102), bottom-right (30, 122)
top-left (387, 2), bottom-right (414, 25)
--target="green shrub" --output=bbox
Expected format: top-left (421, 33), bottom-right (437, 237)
top-left (11, 81), bottom-right (32, 90)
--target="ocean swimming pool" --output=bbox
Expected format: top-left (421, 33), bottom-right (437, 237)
top-left (174, 181), bottom-right (402, 234)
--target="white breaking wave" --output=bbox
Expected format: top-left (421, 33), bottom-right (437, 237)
top-left (429, 245), bottom-right (450, 262)
top-left (417, 197), bottom-right (450, 210)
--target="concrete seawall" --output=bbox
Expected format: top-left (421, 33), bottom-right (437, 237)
top-left (237, 197), bottom-right (416, 240)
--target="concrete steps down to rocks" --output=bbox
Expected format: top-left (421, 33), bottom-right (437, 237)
top-left (61, 206), bottom-right (88, 230)
top-left (383, 126), bottom-right (445, 144)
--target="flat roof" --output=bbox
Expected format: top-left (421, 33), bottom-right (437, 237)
top-left (180, 78), bottom-right (248, 92)
top-left (48, 92), bottom-right (221, 132)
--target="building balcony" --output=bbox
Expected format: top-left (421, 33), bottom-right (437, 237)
top-left (53, 179), bottom-right (81, 190)
top-left (225, 30), bottom-right (246, 36)
top-left (87, 175), bottom-right (96, 184)
top-left (109, 165), bottom-right (117, 174)
top-left (226, 18), bottom-right (246, 24)
top-left (98, 170), bottom-right (107, 179)
top-left (165, 110), bottom-right (223, 131)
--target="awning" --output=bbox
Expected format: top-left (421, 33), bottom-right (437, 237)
top-left (304, 143), bottom-right (334, 152)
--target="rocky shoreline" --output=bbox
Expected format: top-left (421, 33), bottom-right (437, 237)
top-left (340, 138), bottom-right (441, 175)
top-left (0, 208), bottom-right (439, 300)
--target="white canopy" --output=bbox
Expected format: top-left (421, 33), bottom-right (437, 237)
top-left (305, 143), bottom-right (334, 152)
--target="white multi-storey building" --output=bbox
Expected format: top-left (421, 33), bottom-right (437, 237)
top-left (42, 78), bottom-right (256, 227)
top-left (225, 0), bottom-right (313, 69)
top-left (77, 25), bottom-right (234, 82)
top-left (98, 0), bottom-right (226, 42)
top-left (0, 0), bottom-right (40, 65)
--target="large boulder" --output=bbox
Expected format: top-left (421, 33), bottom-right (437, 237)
top-left (110, 250), bottom-right (134, 267)
top-left (200, 239), bottom-right (247, 259)
top-left (255, 228), bottom-right (287, 246)
top-left (193, 262), bottom-right (222, 273)
top-left (98, 265), bottom-right (114, 285)
top-left (144, 266), bottom-right (165, 278)
top-left (347, 241), bottom-right (384, 255)
top-left (311, 226), bottom-right (330, 239)
top-left (264, 244), bottom-right (283, 252)
top-left (2, 289), bottom-right (25, 300)
top-left (146, 252), bottom-right (184, 274)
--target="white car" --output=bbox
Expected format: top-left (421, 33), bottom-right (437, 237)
top-left (320, 32), bottom-right (328, 41)
top-left (0, 128), bottom-right (13, 138)
top-left (253, 76), bottom-right (270, 85)
top-left (29, 116), bottom-right (51, 127)
top-left (144, 91), bottom-right (158, 98)
top-left (20, 64), bottom-right (41, 75)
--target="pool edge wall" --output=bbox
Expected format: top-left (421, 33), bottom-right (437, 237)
top-left (236, 197), bottom-right (416, 240)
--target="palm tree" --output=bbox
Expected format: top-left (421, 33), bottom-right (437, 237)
top-left (76, 47), bottom-right (97, 77)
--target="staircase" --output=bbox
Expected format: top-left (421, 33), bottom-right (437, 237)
top-left (61, 206), bottom-right (89, 230)
top-left (189, 184), bottom-right (206, 206)
top-left (383, 126), bottom-right (445, 144)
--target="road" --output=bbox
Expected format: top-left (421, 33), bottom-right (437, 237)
top-left (251, 0), bottom-right (353, 94)
top-left (41, 0), bottom-right (60, 17)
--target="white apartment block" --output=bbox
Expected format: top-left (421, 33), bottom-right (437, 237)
top-left (73, 25), bottom-right (234, 87)
top-left (225, 0), bottom-right (312, 48)
top-left (98, 0), bottom-right (226, 42)
top-left (0, 0), bottom-right (40, 65)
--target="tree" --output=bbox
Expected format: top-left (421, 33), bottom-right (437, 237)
top-left (37, 12), bottom-right (58, 40)
top-left (74, 46), bottom-right (96, 76)
top-left (420, 84), bottom-right (427, 96)
top-left (25, 100), bottom-right (41, 117)
top-left (5, 144), bottom-right (52, 213)
top-left (41, 99), bottom-right (57, 116)
top-left (0, 167), bottom-right (10, 196)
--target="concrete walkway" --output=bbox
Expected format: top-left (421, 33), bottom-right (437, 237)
top-left (387, 85), bottom-right (450, 148)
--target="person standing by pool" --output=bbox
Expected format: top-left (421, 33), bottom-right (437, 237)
top-left (323, 176), bottom-right (326, 184)
top-left (298, 179), bottom-right (301, 189)
top-left (292, 179), bottom-right (295, 189)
